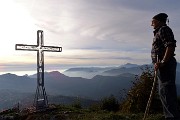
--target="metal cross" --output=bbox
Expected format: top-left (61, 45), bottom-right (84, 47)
top-left (15, 30), bottom-right (62, 110)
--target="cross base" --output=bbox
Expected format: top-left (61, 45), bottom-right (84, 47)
top-left (34, 85), bottom-right (48, 110)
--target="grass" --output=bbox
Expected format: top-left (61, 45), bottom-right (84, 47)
top-left (0, 105), bottom-right (164, 120)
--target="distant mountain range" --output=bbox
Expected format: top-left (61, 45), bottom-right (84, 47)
top-left (62, 63), bottom-right (142, 79)
top-left (63, 62), bottom-right (180, 84)
top-left (0, 63), bottom-right (180, 110)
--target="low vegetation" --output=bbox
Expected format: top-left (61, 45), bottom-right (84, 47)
top-left (0, 104), bottom-right (164, 120)
top-left (120, 66), bottom-right (162, 113)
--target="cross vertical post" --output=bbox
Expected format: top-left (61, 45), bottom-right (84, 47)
top-left (15, 30), bottom-right (62, 110)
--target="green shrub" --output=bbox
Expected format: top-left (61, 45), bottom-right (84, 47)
top-left (89, 103), bottom-right (101, 112)
top-left (101, 95), bottom-right (119, 112)
top-left (71, 100), bottom-right (82, 109)
top-left (120, 66), bottom-right (162, 113)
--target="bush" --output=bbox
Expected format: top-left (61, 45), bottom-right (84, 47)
top-left (101, 95), bottom-right (119, 112)
top-left (89, 103), bottom-right (101, 112)
top-left (71, 100), bottom-right (82, 109)
top-left (120, 66), bottom-right (162, 113)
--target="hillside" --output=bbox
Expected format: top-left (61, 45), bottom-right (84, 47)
top-left (0, 70), bottom-right (135, 110)
top-left (0, 90), bottom-right (98, 110)
top-left (0, 71), bottom-right (134, 100)
top-left (0, 104), bottom-right (164, 120)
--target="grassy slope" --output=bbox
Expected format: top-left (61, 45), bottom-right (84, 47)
top-left (0, 105), bottom-right (164, 120)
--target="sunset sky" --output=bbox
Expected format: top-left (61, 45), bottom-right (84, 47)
top-left (0, 0), bottom-right (180, 75)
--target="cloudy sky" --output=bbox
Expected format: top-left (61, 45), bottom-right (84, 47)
top-left (0, 0), bottom-right (180, 75)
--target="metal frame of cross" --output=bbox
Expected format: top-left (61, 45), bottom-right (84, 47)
top-left (15, 30), bottom-right (62, 110)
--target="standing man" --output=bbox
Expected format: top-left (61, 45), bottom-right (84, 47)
top-left (151, 13), bottom-right (179, 120)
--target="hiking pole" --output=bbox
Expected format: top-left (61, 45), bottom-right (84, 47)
top-left (143, 56), bottom-right (159, 120)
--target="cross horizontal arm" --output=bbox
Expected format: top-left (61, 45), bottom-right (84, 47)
top-left (15, 44), bottom-right (38, 51)
top-left (42, 46), bottom-right (62, 52)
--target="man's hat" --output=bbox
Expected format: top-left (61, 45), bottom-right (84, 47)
top-left (152, 13), bottom-right (168, 23)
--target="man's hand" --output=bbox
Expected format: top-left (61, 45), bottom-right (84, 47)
top-left (154, 46), bottom-right (174, 71)
top-left (154, 62), bottom-right (164, 71)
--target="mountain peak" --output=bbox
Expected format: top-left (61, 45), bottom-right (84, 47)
top-left (47, 71), bottom-right (65, 77)
top-left (0, 73), bottom-right (18, 78)
top-left (29, 71), bottom-right (67, 79)
top-left (48, 71), bottom-right (61, 75)
top-left (120, 63), bottom-right (139, 68)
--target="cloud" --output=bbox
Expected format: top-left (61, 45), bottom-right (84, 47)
top-left (1, 0), bottom-right (179, 74)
